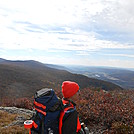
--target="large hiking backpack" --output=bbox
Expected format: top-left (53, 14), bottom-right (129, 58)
top-left (31, 88), bottom-right (63, 134)
top-left (30, 88), bottom-right (79, 134)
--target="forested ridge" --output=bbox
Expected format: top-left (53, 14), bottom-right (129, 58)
top-left (0, 59), bottom-right (123, 100)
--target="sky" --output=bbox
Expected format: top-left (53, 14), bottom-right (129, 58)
top-left (0, 0), bottom-right (134, 69)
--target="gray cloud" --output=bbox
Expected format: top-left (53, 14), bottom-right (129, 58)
top-left (89, 0), bottom-right (134, 33)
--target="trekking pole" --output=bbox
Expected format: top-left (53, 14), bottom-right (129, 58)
top-left (24, 120), bottom-right (33, 134)
top-left (81, 122), bottom-right (89, 134)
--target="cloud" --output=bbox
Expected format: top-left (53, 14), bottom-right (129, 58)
top-left (90, 0), bottom-right (134, 36)
top-left (0, 0), bottom-right (134, 68)
top-left (103, 54), bottom-right (134, 58)
top-left (0, 21), bottom-right (134, 53)
top-left (0, 0), bottom-right (105, 27)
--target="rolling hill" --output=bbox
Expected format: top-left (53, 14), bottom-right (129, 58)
top-left (0, 58), bottom-right (123, 100)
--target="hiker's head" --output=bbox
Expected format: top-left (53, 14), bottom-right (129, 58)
top-left (62, 81), bottom-right (79, 99)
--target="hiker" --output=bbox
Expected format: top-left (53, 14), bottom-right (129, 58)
top-left (60, 81), bottom-right (90, 134)
top-left (24, 81), bottom-right (89, 134)
top-left (60, 81), bottom-right (81, 134)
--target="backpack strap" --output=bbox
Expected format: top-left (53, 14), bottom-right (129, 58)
top-left (41, 116), bottom-right (45, 134)
top-left (62, 98), bottom-right (76, 107)
top-left (31, 112), bottom-right (41, 133)
top-left (59, 106), bottom-right (74, 134)
top-left (34, 107), bottom-right (46, 116)
top-left (34, 100), bottom-right (46, 109)
top-left (59, 98), bottom-right (79, 134)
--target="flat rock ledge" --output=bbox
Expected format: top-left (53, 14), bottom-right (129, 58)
top-left (0, 106), bottom-right (34, 115)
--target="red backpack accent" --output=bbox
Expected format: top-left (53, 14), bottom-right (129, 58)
top-left (34, 100), bottom-right (46, 109)
top-left (34, 100), bottom-right (47, 116)
top-left (77, 117), bottom-right (82, 132)
top-left (34, 107), bottom-right (46, 116)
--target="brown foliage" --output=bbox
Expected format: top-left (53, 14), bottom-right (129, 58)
top-left (0, 126), bottom-right (28, 134)
top-left (0, 111), bottom-right (17, 127)
top-left (75, 88), bottom-right (134, 133)
top-left (2, 97), bottom-right (33, 110)
top-left (1, 88), bottom-right (134, 133)
top-left (0, 111), bottom-right (28, 134)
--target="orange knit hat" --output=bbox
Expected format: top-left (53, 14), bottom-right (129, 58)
top-left (62, 81), bottom-right (79, 98)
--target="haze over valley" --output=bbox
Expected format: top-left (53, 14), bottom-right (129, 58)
top-left (64, 66), bottom-right (134, 89)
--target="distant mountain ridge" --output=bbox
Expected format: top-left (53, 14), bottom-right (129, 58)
top-left (0, 58), bottom-right (8, 62)
top-left (41, 63), bottom-right (134, 89)
top-left (63, 66), bottom-right (134, 89)
top-left (0, 58), bottom-right (123, 100)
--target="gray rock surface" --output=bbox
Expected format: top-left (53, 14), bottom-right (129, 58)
top-left (0, 106), bottom-right (34, 115)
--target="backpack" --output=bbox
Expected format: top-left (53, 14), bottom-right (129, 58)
top-left (59, 99), bottom-right (78, 134)
top-left (30, 88), bottom-right (79, 134)
top-left (31, 88), bottom-right (63, 134)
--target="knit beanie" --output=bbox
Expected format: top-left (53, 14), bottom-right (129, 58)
top-left (62, 81), bottom-right (79, 99)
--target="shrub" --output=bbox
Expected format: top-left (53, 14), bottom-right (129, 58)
top-left (76, 88), bottom-right (134, 133)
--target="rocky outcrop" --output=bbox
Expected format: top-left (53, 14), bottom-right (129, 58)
top-left (0, 106), bottom-right (34, 115)
top-left (0, 107), bottom-right (34, 128)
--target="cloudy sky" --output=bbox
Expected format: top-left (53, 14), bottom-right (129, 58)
top-left (0, 0), bottom-right (134, 69)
